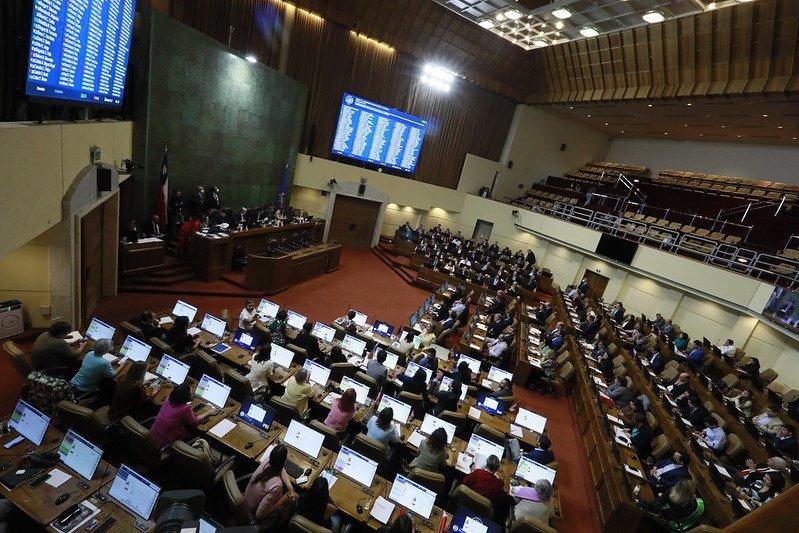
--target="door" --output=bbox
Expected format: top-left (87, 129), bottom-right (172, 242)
top-left (581, 269), bottom-right (609, 299)
top-left (81, 206), bottom-right (104, 325)
top-left (472, 219), bottom-right (494, 241)
top-left (328, 195), bottom-right (381, 247)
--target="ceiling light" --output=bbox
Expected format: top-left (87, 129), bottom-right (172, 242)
top-left (555, 21), bottom-right (564, 30)
top-left (684, 124), bottom-right (688, 127)
top-left (647, 104), bottom-right (653, 107)
top-left (762, 114), bottom-right (768, 117)
top-left (421, 64), bottom-right (455, 92)
top-left (707, 2), bottom-right (717, 9)
top-left (686, 102), bottom-right (692, 106)
top-left (778, 125), bottom-right (783, 129)
top-left (478, 20), bottom-right (495, 29)
top-left (552, 8), bottom-right (572, 19)
top-left (580, 26), bottom-right (599, 38)
top-left (245, 54), bottom-right (257, 63)
top-left (737, 257), bottom-right (749, 264)
top-left (620, 130), bottom-right (624, 134)
top-left (495, 13), bottom-right (506, 22)
top-left (721, 125), bottom-right (726, 128)
top-left (642, 11), bottom-right (665, 24)
top-left (664, 132), bottom-right (669, 135)
top-left (737, 135), bottom-right (742, 138)
top-left (736, 0), bottom-right (754, 3)
top-left (533, 39), bottom-right (548, 47)
top-left (604, 122), bottom-right (609, 126)
top-left (505, 10), bottom-right (523, 21)
top-left (587, 114), bottom-right (591, 118)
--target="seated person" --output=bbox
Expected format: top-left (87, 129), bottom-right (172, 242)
top-left (98, 361), bottom-right (150, 423)
top-left (489, 378), bottom-right (513, 399)
top-left (31, 321), bottom-right (85, 376)
top-left (410, 427), bottom-right (448, 472)
top-left (130, 311), bottom-right (166, 341)
top-left (150, 382), bottom-right (217, 449)
top-left (606, 376), bottom-right (633, 408)
top-left (396, 368), bottom-right (428, 401)
top-left (244, 444), bottom-right (297, 529)
top-left (726, 389), bottom-right (753, 418)
top-left (661, 320), bottom-right (676, 339)
top-left (733, 456), bottom-right (788, 486)
top-left (486, 334), bottom-right (512, 362)
top-left (417, 325), bottom-right (436, 349)
top-left (673, 396), bottom-right (710, 430)
top-left (70, 338), bottom-right (117, 394)
top-left (597, 352), bottom-right (615, 382)
top-left (732, 472), bottom-right (785, 516)
top-left (453, 360), bottom-right (474, 387)
top-left (324, 346), bottom-right (347, 367)
top-left (718, 338), bottom-right (736, 359)
top-left (366, 349), bottom-right (389, 385)
top-left (638, 479), bottom-right (704, 532)
top-left (523, 434), bottom-right (555, 465)
top-left (428, 375), bottom-right (461, 416)
top-left (647, 452), bottom-right (692, 495)
top-left (416, 348), bottom-right (439, 373)
top-left (511, 479), bottom-right (555, 525)
top-left (666, 373), bottom-right (693, 406)
top-left (631, 418), bottom-right (653, 459)
top-left (461, 454), bottom-right (504, 502)
top-left (589, 339), bottom-right (608, 360)
top-left (239, 300), bottom-right (258, 331)
top-left (324, 389), bottom-right (357, 438)
top-left (281, 368), bottom-right (314, 414)
top-left (549, 331), bottom-right (565, 352)
top-left (366, 407), bottom-right (400, 453)
top-left (440, 311), bottom-right (458, 331)
top-left (165, 316), bottom-right (197, 354)
top-left (293, 322), bottom-right (322, 362)
top-left (338, 310), bottom-right (357, 329)
top-left (246, 334), bottom-right (275, 390)
top-left (739, 357), bottom-right (762, 385)
top-left (647, 349), bottom-right (666, 376)
top-left (686, 341), bottom-right (705, 372)
top-left (296, 477), bottom-right (340, 533)
top-left (673, 333), bottom-right (689, 352)
top-left (752, 406), bottom-right (784, 436)
top-left (694, 417), bottom-right (727, 454)
top-left (764, 424), bottom-right (798, 458)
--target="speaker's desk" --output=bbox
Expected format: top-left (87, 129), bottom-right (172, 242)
top-left (119, 238), bottom-right (165, 276)
top-left (245, 242), bottom-right (342, 294)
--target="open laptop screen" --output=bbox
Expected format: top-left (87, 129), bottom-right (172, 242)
top-left (195, 374), bottom-right (231, 409)
top-left (340, 376), bottom-right (371, 404)
top-left (311, 322), bottom-right (336, 344)
top-left (200, 313), bottom-right (226, 338)
top-left (59, 429), bottom-right (103, 481)
top-left (172, 300), bottom-right (198, 322)
top-left (257, 299), bottom-right (279, 320)
top-left (515, 456), bottom-right (556, 484)
top-left (389, 474), bottom-right (436, 519)
top-left (108, 464), bottom-right (161, 520)
top-left (286, 310), bottom-right (306, 330)
top-left (118, 335), bottom-right (151, 363)
top-left (155, 354), bottom-right (190, 385)
top-left (284, 420), bottom-right (324, 459)
top-left (8, 399), bottom-right (50, 446)
top-left (86, 317), bottom-right (116, 341)
top-left (377, 395), bottom-right (412, 424)
top-left (270, 344), bottom-right (295, 369)
top-left (350, 310), bottom-right (368, 327)
top-left (334, 446), bottom-right (378, 488)
top-left (238, 397), bottom-right (276, 431)
top-left (302, 359), bottom-right (331, 387)
top-left (233, 328), bottom-right (260, 350)
top-left (340, 335), bottom-right (367, 356)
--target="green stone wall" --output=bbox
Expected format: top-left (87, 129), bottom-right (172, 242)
top-left (136, 9), bottom-right (307, 218)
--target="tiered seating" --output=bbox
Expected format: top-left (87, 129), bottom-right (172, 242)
top-left (658, 170), bottom-right (799, 205)
top-left (510, 184), bottom-right (580, 210)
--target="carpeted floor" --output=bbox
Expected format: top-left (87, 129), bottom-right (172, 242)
top-left (0, 245), bottom-right (600, 533)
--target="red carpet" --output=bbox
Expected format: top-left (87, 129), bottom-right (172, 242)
top-left (0, 245), bottom-right (599, 533)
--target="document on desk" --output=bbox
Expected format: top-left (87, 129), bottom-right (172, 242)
top-left (606, 414), bottom-right (624, 426)
top-left (159, 316), bottom-right (174, 325)
top-left (509, 423), bottom-right (524, 438)
top-left (455, 452), bottom-right (474, 474)
top-left (713, 463), bottom-right (732, 478)
top-left (370, 496), bottom-right (395, 524)
top-left (407, 430), bottom-right (424, 448)
top-left (324, 393), bottom-right (341, 405)
top-left (468, 406), bottom-right (482, 420)
top-left (187, 327), bottom-right (202, 336)
top-left (209, 418), bottom-right (236, 438)
top-left (137, 237), bottom-right (163, 244)
top-left (624, 465), bottom-right (645, 479)
top-left (45, 468), bottom-right (72, 488)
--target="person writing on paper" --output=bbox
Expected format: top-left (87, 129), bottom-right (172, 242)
top-left (239, 300), bottom-right (258, 331)
top-left (31, 321), bottom-right (85, 376)
top-left (410, 427), bottom-right (448, 472)
top-left (324, 388), bottom-right (357, 439)
top-left (367, 407), bottom-right (400, 455)
top-left (281, 368), bottom-right (314, 415)
top-left (70, 338), bottom-right (117, 394)
top-left (246, 333), bottom-right (275, 391)
top-left (296, 476), bottom-right (341, 533)
top-left (245, 444), bottom-right (297, 529)
top-left (150, 382), bottom-right (218, 450)
top-left (462, 454), bottom-right (504, 502)
top-left (512, 479), bottom-right (555, 525)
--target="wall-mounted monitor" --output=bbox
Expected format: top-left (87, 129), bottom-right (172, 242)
top-left (595, 234), bottom-right (638, 265)
top-left (331, 93), bottom-right (427, 173)
top-left (25, 0), bottom-right (137, 108)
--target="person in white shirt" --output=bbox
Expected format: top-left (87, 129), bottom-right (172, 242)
top-left (718, 339), bottom-right (736, 357)
top-left (696, 417), bottom-right (727, 454)
top-left (246, 335), bottom-right (275, 390)
top-left (450, 298), bottom-right (467, 316)
top-left (753, 406), bottom-right (784, 436)
top-left (239, 300), bottom-right (258, 331)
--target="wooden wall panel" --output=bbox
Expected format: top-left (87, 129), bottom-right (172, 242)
top-left (634, 27), bottom-right (652, 99)
top-left (709, 8), bottom-right (732, 95)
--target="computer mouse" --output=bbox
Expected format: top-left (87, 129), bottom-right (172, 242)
top-left (356, 503), bottom-right (364, 514)
top-left (201, 418), bottom-right (209, 425)
top-left (304, 468), bottom-right (312, 477)
top-left (55, 493), bottom-right (71, 505)
top-left (244, 442), bottom-right (253, 450)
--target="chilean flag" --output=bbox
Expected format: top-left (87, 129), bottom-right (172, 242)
top-left (157, 148), bottom-right (168, 223)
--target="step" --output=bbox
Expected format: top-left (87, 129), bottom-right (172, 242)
top-left (130, 271), bottom-right (195, 286)
top-left (370, 247), bottom-right (414, 285)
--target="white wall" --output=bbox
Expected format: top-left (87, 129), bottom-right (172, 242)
top-left (492, 105), bottom-right (611, 200)
top-left (606, 138), bottom-right (799, 184)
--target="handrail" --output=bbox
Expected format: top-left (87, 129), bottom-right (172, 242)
top-left (716, 198), bottom-right (786, 222)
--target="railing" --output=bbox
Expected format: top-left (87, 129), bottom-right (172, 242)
top-left (716, 198), bottom-right (787, 223)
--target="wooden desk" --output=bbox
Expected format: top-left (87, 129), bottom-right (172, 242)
top-left (365, 481), bottom-right (447, 533)
top-left (205, 414), bottom-right (285, 461)
top-left (327, 463), bottom-right (386, 522)
top-left (47, 499), bottom-right (156, 533)
top-left (186, 221), bottom-right (324, 281)
top-left (245, 242), bottom-right (342, 294)
top-left (0, 427), bottom-right (62, 460)
top-left (119, 240), bottom-right (166, 276)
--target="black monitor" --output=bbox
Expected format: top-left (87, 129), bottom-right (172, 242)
top-left (595, 234), bottom-right (638, 265)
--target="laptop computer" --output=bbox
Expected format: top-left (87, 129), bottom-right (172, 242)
top-left (58, 429), bottom-right (103, 481)
top-left (194, 374), bottom-right (232, 409)
top-left (107, 464), bottom-right (161, 521)
top-left (238, 397), bottom-right (276, 431)
top-left (515, 456), bottom-right (557, 484)
top-left (389, 474), bottom-right (436, 520)
top-left (256, 299), bottom-right (279, 320)
top-left (155, 354), bottom-right (190, 385)
top-left (117, 335), bottom-right (151, 363)
top-left (85, 317), bottom-right (116, 341)
top-left (284, 420), bottom-right (324, 460)
top-left (372, 320), bottom-right (394, 338)
top-left (171, 300), bottom-right (198, 322)
top-left (333, 446), bottom-right (378, 488)
top-left (476, 393), bottom-right (507, 416)
top-left (232, 328), bottom-right (260, 351)
top-left (448, 506), bottom-right (501, 533)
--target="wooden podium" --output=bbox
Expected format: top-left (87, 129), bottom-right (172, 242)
top-left (245, 242), bottom-right (343, 294)
top-left (119, 239), bottom-right (165, 275)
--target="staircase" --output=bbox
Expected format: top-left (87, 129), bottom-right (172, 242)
top-left (371, 237), bottom-right (416, 285)
top-left (119, 256), bottom-right (195, 292)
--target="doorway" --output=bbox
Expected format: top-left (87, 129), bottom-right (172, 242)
top-left (328, 195), bottom-right (381, 247)
top-left (472, 219), bottom-right (494, 241)
top-left (581, 269), bottom-right (609, 299)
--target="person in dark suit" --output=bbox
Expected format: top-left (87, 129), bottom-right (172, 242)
top-left (648, 452), bottom-right (692, 495)
top-left (190, 186), bottom-right (206, 217)
top-left (577, 277), bottom-right (590, 294)
top-left (440, 311), bottom-right (458, 331)
top-left (487, 276), bottom-right (504, 291)
top-left (293, 322), bottom-right (322, 363)
top-left (130, 311), bottom-right (166, 341)
top-left (522, 434), bottom-right (555, 465)
top-left (765, 425), bottom-right (798, 459)
top-left (144, 215), bottom-right (163, 238)
top-left (122, 219), bottom-right (140, 243)
top-left (525, 249), bottom-right (536, 265)
top-left (205, 186), bottom-right (221, 211)
top-left (674, 396), bottom-right (709, 430)
top-left (648, 349), bottom-right (666, 375)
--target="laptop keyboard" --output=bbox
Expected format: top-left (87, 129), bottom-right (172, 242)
top-left (284, 459), bottom-right (304, 479)
top-left (193, 403), bottom-right (206, 412)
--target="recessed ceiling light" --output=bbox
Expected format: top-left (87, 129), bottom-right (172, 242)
top-left (737, 135), bottom-right (742, 138)
top-left (555, 21), bottom-right (564, 30)
top-left (642, 11), bottom-right (665, 24)
top-left (505, 10), bottom-right (523, 21)
top-left (245, 54), bottom-right (257, 63)
top-left (737, 257), bottom-right (749, 264)
top-left (707, 2), bottom-right (717, 9)
top-left (684, 124), bottom-right (688, 127)
top-left (736, 0), bottom-right (754, 3)
top-left (778, 125), bottom-right (783, 129)
top-left (533, 39), bottom-right (548, 47)
top-left (478, 20), bottom-right (495, 29)
top-left (721, 125), bottom-right (726, 128)
top-left (620, 130), bottom-right (625, 133)
top-left (762, 114), bottom-right (768, 117)
top-left (569, 106), bottom-right (574, 109)
top-left (647, 104), bottom-right (653, 107)
top-left (580, 26), bottom-right (599, 37)
top-left (552, 8), bottom-right (572, 19)
top-left (587, 114), bottom-right (592, 118)
top-left (495, 12), bottom-right (506, 22)
top-left (794, 137), bottom-right (798, 140)
top-left (664, 132), bottom-right (669, 135)
top-left (604, 122), bottom-right (609, 126)
top-left (686, 103), bottom-right (692, 106)
top-left (699, 133), bottom-right (704, 136)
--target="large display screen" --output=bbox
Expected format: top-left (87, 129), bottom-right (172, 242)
top-left (25, 0), bottom-right (137, 107)
top-left (332, 93), bottom-right (427, 173)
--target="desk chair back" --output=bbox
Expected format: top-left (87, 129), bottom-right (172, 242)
top-left (288, 515), bottom-right (332, 533)
top-left (150, 337), bottom-right (175, 358)
top-left (351, 433), bottom-right (386, 465)
top-left (119, 416), bottom-right (165, 469)
top-left (650, 434), bottom-right (671, 460)
top-left (222, 470), bottom-right (251, 526)
top-left (398, 392), bottom-right (426, 422)
top-left (2, 340), bottom-right (32, 379)
top-left (353, 371), bottom-right (380, 398)
top-left (447, 484), bottom-right (493, 521)
top-left (409, 468), bottom-right (446, 505)
top-left (120, 321), bottom-right (145, 341)
top-left (309, 419), bottom-right (341, 453)
top-left (171, 440), bottom-right (232, 491)
top-left (439, 410), bottom-right (469, 440)
top-left (286, 344), bottom-right (308, 367)
top-left (329, 362), bottom-right (356, 384)
top-left (509, 516), bottom-right (558, 533)
top-left (224, 369), bottom-right (256, 403)
top-left (192, 350), bottom-right (224, 382)
top-left (474, 423), bottom-right (507, 449)
top-left (55, 400), bottom-right (107, 445)
top-left (269, 396), bottom-right (301, 426)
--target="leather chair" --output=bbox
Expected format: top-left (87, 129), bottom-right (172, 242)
top-left (170, 440), bottom-right (236, 491)
top-left (650, 434), bottom-right (671, 460)
top-left (612, 355), bottom-right (625, 367)
top-left (150, 336), bottom-right (175, 357)
top-left (269, 396), bottom-right (302, 426)
top-left (556, 351), bottom-right (570, 366)
top-left (224, 369), bottom-right (265, 403)
top-left (710, 412), bottom-right (727, 430)
top-left (288, 515), bottom-right (331, 533)
top-left (702, 400), bottom-right (715, 414)
top-left (509, 516), bottom-right (558, 533)
top-left (329, 362), bottom-right (356, 384)
top-left (659, 367), bottom-right (679, 382)
top-left (353, 371), bottom-right (380, 399)
top-left (607, 343), bottom-right (618, 356)
top-left (474, 423), bottom-right (506, 449)
top-left (119, 416), bottom-right (168, 470)
top-left (435, 326), bottom-right (455, 344)
top-left (720, 373), bottom-right (739, 391)
top-left (465, 385), bottom-right (479, 398)
top-left (2, 340), bottom-right (32, 379)
top-left (723, 433), bottom-right (745, 461)
top-left (759, 368), bottom-right (778, 385)
top-left (546, 460), bottom-right (559, 470)
top-left (409, 468), bottom-right (446, 506)
top-left (613, 365), bottom-right (628, 378)
top-left (285, 344), bottom-right (308, 367)
top-left (222, 470), bottom-right (252, 526)
top-left (120, 321), bottom-right (145, 341)
top-left (398, 392), bottom-right (426, 421)
top-left (253, 323), bottom-right (270, 339)
top-left (732, 348), bottom-right (746, 361)
top-left (646, 412), bottom-right (659, 430)
top-left (309, 419), bottom-right (341, 453)
top-left (439, 410), bottom-right (469, 440)
top-left (192, 350), bottom-right (224, 382)
top-left (55, 400), bottom-right (117, 446)
top-left (330, 321), bottom-right (347, 341)
top-left (447, 484), bottom-right (493, 520)
top-left (665, 360), bottom-right (680, 370)
top-left (350, 433), bottom-right (386, 465)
